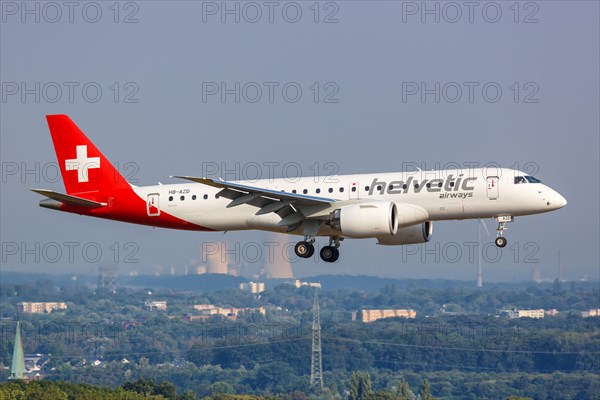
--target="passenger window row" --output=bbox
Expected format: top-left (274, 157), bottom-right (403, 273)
top-left (168, 194), bottom-right (210, 202)
top-left (167, 181), bottom-right (451, 202)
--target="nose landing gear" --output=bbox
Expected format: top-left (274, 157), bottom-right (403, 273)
top-left (495, 236), bottom-right (508, 248)
top-left (494, 216), bottom-right (513, 248)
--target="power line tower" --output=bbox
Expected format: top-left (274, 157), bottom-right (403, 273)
top-left (310, 288), bottom-right (323, 388)
top-left (477, 219), bottom-right (483, 288)
top-left (98, 265), bottom-right (118, 292)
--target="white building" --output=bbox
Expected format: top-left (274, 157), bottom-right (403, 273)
top-left (144, 300), bottom-right (167, 311)
top-left (17, 302), bottom-right (67, 314)
top-left (581, 309), bottom-right (600, 318)
top-left (239, 282), bottom-right (265, 293)
top-left (357, 309), bottom-right (417, 323)
top-left (288, 279), bottom-right (321, 289)
top-left (505, 309), bottom-right (545, 319)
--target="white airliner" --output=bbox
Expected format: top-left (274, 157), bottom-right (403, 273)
top-left (32, 115), bottom-right (567, 262)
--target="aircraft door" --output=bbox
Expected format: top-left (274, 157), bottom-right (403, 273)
top-left (486, 176), bottom-right (499, 200)
top-left (349, 182), bottom-right (359, 200)
top-left (147, 193), bottom-right (160, 216)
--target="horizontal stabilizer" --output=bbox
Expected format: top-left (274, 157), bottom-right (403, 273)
top-left (31, 189), bottom-right (106, 208)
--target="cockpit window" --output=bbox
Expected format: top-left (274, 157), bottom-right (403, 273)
top-left (514, 176), bottom-right (526, 184)
top-left (525, 176), bottom-right (542, 183)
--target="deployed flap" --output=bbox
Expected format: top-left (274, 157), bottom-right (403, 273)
top-left (31, 189), bottom-right (106, 208)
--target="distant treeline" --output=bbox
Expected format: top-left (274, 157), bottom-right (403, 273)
top-left (0, 275), bottom-right (598, 399)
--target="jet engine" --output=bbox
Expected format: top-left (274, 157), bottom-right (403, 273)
top-left (330, 202), bottom-right (398, 238)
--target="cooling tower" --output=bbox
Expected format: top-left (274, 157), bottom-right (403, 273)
top-left (264, 233), bottom-right (294, 279)
top-left (205, 243), bottom-right (228, 274)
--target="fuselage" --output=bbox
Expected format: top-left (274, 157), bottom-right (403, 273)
top-left (114, 167), bottom-right (566, 235)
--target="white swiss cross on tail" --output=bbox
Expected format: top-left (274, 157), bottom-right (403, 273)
top-left (65, 145), bottom-right (100, 183)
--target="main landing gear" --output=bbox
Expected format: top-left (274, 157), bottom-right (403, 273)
top-left (320, 236), bottom-right (341, 263)
top-left (294, 236), bottom-right (342, 262)
top-left (294, 237), bottom-right (315, 258)
top-left (494, 216), bottom-right (513, 248)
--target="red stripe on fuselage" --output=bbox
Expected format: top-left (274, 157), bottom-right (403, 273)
top-left (58, 186), bottom-right (215, 231)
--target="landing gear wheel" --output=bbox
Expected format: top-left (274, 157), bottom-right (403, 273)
top-left (495, 236), bottom-right (507, 248)
top-left (295, 241), bottom-right (315, 258)
top-left (320, 246), bottom-right (339, 263)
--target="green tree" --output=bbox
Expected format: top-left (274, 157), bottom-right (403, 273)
top-left (123, 378), bottom-right (156, 395)
top-left (369, 391), bottom-right (397, 399)
top-left (180, 390), bottom-right (198, 400)
top-left (154, 381), bottom-right (177, 400)
top-left (395, 377), bottom-right (411, 400)
top-left (419, 379), bottom-right (432, 400)
top-left (349, 372), bottom-right (373, 400)
top-left (208, 381), bottom-right (235, 395)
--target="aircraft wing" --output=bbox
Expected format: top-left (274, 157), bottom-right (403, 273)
top-left (172, 176), bottom-right (337, 229)
top-left (173, 176), bottom-right (336, 205)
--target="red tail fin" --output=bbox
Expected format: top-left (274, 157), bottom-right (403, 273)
top-left (46, 115), bottom-right (130, 195)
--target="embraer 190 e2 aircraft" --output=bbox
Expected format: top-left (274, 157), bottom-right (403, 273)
top-left (33, 115), bottom-right (567, 263)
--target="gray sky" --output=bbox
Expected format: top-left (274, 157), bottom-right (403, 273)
top-left (1, 1), bottom-right (598, 282)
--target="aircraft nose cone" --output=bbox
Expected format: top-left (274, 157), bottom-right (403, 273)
top-left (548, 191), bottom-right (567, 209)
top-left (556, 193), bottom-right (567, 208)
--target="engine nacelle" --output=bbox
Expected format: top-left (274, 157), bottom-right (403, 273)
top-left (331, 202), bottom-right (398, 238)
top-left (376, 221), bottom-right (433, 245)
top-left (394, 203), bottom-right (429, 228)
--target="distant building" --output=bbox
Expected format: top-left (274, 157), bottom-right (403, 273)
top-left (144, 300), bottom-right (167, 311)
top-left (193, 304), bottom-right (216, 311)
top-left (190, 304), bottom-right (266, 320)
top-left (505, 309), bottom-right (545, 319)
top-left (357, 309), bottom-right (416, 323)
top-left (581, 309), bottom-right (600, 318)
top-left (545, 309), bottom-right (559, 317)
top-left (24, 354), bottom-right (49, 372)
top-left (239, 282), bottom-right (265, 293)
top-left (435, 304), bottom-right (466, 317)
top-left (288, 279), bottom-right (321, 289)
top-left (183, 315), bottom-right (209, 322)
top-left (17, 302), bottom-right (67, 314)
